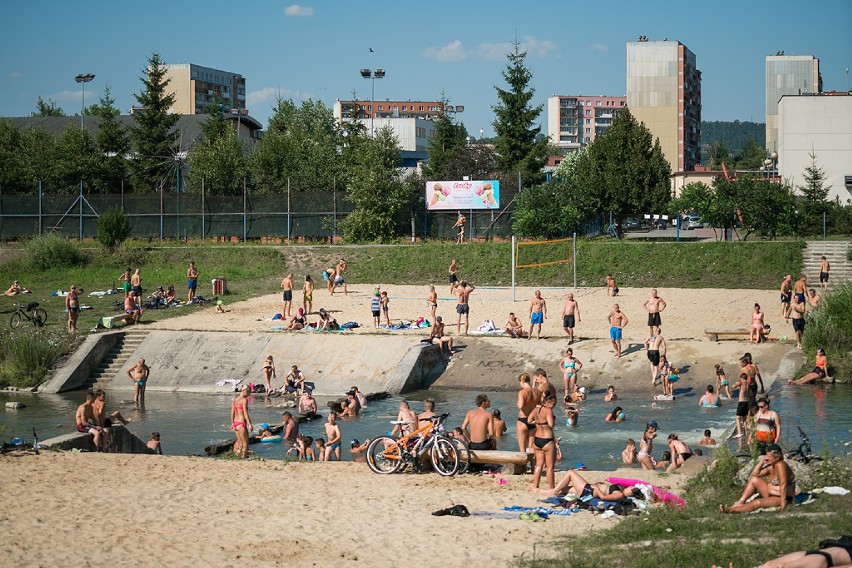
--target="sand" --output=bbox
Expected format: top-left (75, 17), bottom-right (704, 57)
top-left (0, 452), bottom-right (695, 567)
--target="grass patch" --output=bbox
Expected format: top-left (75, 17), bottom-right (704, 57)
top-left (0, 328), bottom-right (76, 388)
top-left (515, 448), bottom-right (852, 568)
top-left (802, 282), bottom-right (852, 380)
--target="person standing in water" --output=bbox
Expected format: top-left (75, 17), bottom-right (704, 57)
top-left (231, 385), bottom-right (253, 459)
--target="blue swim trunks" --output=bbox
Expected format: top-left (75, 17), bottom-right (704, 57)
top-left (531, 312), bottom-right (544, 325)
top-left (188, 279), bottom-right (197, 290)
top-left (609, 326), bottom-right (622, 340)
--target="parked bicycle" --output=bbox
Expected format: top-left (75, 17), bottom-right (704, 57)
top-left (366, 413), bottom-right (460, 476)
top-left (785, 426), bottom-right (823, 464)
top-left (10, 301), bottom-right (47, 329)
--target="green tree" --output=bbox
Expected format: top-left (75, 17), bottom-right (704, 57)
top-left (251, 98), bottom-right (342, 193)
top-left (18, 126), bottom-right (58, 190)
top-left (130, 52), bottom-right (179, 192)
top-left (424, 95), bottom-right (469, 180)
top-left (0, 120), bottom-right (29, 193)
top-left (32, 97), bottom-right (65, 117)
top-left (551, 146), bottom-right (588, 181)
top-left (97, 207), bottom-right (132, 250)
top-left (707, 141), bottom-right (732, 170)
top-left (342, 127), bottom-right (410, 242)
top-left (512, 179), bottom-right (580, 238)
top-left (735, 137), bottom-right (765, 170)
top-left (187, 127), bottom-right (247, 195)
top-left (798, 152), bottom-right (829, 202)
top-left (199, 91), bottom-right (229, 141)
top-left (492, 42), bottom-right (548, 184)
top-left (53, 126), bottom-right (100, 192)
top-left (94, 86), bottom-right (130, 192)
top-left (568, 108), bottom-right (672, 220)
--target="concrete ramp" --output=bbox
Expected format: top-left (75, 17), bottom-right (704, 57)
top-left (103, 331), bottom-right (446, 396)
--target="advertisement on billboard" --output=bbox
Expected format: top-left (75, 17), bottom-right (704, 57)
top-left (426, 180), bottom-right (500, 211)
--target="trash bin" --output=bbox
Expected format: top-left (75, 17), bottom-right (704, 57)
top-left (212, 277), bottom-right (227, 295)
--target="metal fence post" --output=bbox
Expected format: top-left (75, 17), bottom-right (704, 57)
top-left (243, 177), bottom-right (247, 242)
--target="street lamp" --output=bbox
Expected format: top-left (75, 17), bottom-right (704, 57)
top-left (359, 68), bottom-right (385, 137)
top-left (230, 108), bottom-right (249, 141)
top-left (74, 73), bottom-right (95, 130)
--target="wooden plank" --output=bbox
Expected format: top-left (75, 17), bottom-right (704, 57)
top-left (464, 449), bottom-right (531, 466)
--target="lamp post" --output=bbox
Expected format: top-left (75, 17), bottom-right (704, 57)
top-left (74, 73), bottom-right (95, 130)
top-left (359, 68), bottom-right (385, 137)
top-left (230, 108), bottom-right (249, 141)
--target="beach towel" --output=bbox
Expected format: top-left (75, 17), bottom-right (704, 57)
top-left (88, 289), bottom-right (117, 297)
top-left (270, 325), bottom-right (286, 331)
top-left (502, 506), bottom-right (573, 517)
top-left (216, 379), bottom-right (242, 387)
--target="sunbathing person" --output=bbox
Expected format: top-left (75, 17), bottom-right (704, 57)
top-left (3, 280), bottom-right (22, 296)
top-left (790, 348), bottom-right (830, 384)
top-left (720, 444), bottom-right (795, 514)
top-left (429, 316), bottom-right (454, 359)
top-left (760, 537), bottom-right (852, 568)
top-left (317, 308), bottom-right (338, 331)
top-left (539, 469), bottom-right (639, 500)
top-left (287, 308), bottom-right (307, 331)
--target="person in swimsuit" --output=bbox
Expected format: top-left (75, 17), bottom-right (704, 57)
top-left (779, 274), bottom-right (792, 321)
top-left (261, 355), bottom-right (276, 395)
top-left (130, 268), bottom-right (142, 297)
top-left (429, 316), bottom-right (454, 359)
top-left (316, 308), bottom-right (338, 331)
top-left (761, 539), bottom-right (852, 568)
top-left (790, 294), bottom-right (806, 349)
top-left (314, 438), bottom-right (327, 462)
top-left (539, 469), bottom-right (639, 500)
top-left (604, 407), bottom-right (626, 422)
top-left (643, 329), bottom-right (666, 385)
top-left (332, 259), bottom-right (348, 296)
top-left (371, 287), bottom-right (382, 329)
top-left (819, 256), bottom-right (831, 291)
top-left (93, 389), bottom-right (129, 433)
top-left (187, 261), bottom-right (198, 303)
top-left (744, 352), bottom-right (766, 394)
top-left (147, 432), bottom-right (162, 455)
top-left (462, 394), bottom-right (495, 451)
top-left (75, 392), bottom-right (106, 451)
top-left (298, 391), bottom-right (317, 414)
top-left (427, 285), bottom-right (438, 322)
top-left (287, 307), bottom-right (307, 331)
top-left (608, 304), bottom-right (629, 358)
top-left (643, 289), bottom-right (666, 336)
top-left (793, 274), bottom-right (808, 305)
top-left (791, 347), bottom-right (830, 384)
top-left (282, 411), bottom-right (299, 441)
top-left (447, 259), bottom-right (458, 294)
top-left (285, 365), bottom-right (306, 395)
top-left (565, 405), bottom-right (579, 427)
top-left (720, 444), bottom-right (795, 513)
top-left (324, 411), bottom-right (342, 461)
top-left (380, 291), bottom-right (391, 327)
top-left (65, 284), bottom-right (80, 333)
top-left (604, 385), bottom-right (618, 402)
top-left (491, 409), bottom-right (507, 438)
top-left (528, 290), bottom-right (547, 340)
top-left (561, 292), bottom-right (581, 344)
top-left (750, 303), bottom-right (765, 344)
top-left (2, 280), bottom-right (22, 296)
top-left (698, 385), bottom-right (720, 407)
top-left (391, 400), bottom-right (418, 438)
top-left (455, 280), bottom-right (475, 336)
top-left (231, 385), bottom-right (253, 458)
top-left (754, 397), bottom-right (781, 454)
top-left (622, 439), bottom-right (637, 464)
top-left (529, 394), bottom-right (557, 490)
top-left (808, 288), bottom-right (822, 311)
top-left (118, 268), bottom-right (131, 298)
top-left (666, 433), bottom-right (693, 472)
top-left (637, 424), bottom-right (657, 469)
top-left (715, 364), bottom-right (732, 399)
top-left (124, 291), bottom-right (142, 325)
top-left (418, 399), bottom-right (436, 428)
top-left (302, 275), bottom-right (314, 315)
top-left (516, 373), bottom-right (539, 453)
top-left (280, 273), bottom-right (294, 317)
top-left (127, 358), bottom-right (150, 407)
top-left (504, 312), bottom-right (526, 338)
top-left (452, 212), bottom-right (466, 244)
top-left (560, 348), bottom-right (583, 396)
top-left (698, 429), bottom-right (716, 445)
top-left (605, 274), bottom-right (619, 297)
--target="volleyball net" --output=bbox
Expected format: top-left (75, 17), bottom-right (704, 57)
top-left (511, 235), bottom-right (576, 300)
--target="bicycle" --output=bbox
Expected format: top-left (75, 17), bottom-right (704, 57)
top-left (366, 413), bottom-right (460, 476)
top-left (10, 301), bottom-right (47, 329)
top-left (1, 428), bottom-right (41, 455)
top-left (785, 426), bottom-right (823, 464)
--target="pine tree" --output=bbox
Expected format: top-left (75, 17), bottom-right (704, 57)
top-left (799, 152), bottom-right (829, 202)
top-left (492, 42), bottom-right (548, 184)
top-left (130, 53), bottom-right (179, 191)
top-left (94, 86), bottom-right (130, 192)
top-left (199, 91), bottom-right (229, 141)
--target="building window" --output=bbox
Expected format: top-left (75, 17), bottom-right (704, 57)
top-left (596, 101), bottom-right (602, 106)
top-left (586, 109), bottom-right (591, 115)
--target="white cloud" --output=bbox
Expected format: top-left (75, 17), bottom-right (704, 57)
top-left (247, 86), bottom-right (311, 106)
top-left (284, 4), bottom-right (314, 16)
top-left (423, 36), bottom-right (557, 62)
top-left (422, 40), bottom-right (466, 62)
top-left (590, 43), bottom-right (609, 52)
top-left (9, 71), bottom-right (21, 79)
top-left (49, 89), bottom-right (84, 102)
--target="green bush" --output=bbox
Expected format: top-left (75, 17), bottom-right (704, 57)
top-left (803, 282), bottom-right (852, 378)
top-left (25, 234), bottom-right (86, 271)
top-left (0, 329), bottom-right (73, 389)
top-left (97, 208), bottom-right (132, 250)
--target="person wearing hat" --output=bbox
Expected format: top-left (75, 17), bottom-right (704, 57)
top-left (429, 316), bottom-right (454, 360)
top-left (720, 443), bottom-right (795, 513)
top-left (216, 299), bottom-right (227, 313)
top-left (317, 307), bottom-right (338, 331)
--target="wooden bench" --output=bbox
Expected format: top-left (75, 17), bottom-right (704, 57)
top-left (461, 449), bottom-right (532, 475)
top-left (100, 313), bottom-right (134, 329)
top-left (704, 327), bottom-right (767, 342)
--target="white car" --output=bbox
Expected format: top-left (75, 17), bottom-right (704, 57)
top-left (685, 214), bottom-right (703, 230)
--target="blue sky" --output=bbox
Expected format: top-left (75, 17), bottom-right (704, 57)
top-left (2, 0), bottom-right (850, 137)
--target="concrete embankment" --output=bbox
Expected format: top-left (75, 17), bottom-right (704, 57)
top-left (39, 331), bottom-right (124, 394)
top-left (40, 425), bottom-right (155, 454)
top-left (84, 331), bottom-right (447, 396)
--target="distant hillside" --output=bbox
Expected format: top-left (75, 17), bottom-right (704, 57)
top-left (701, 120), bottom-right (765, 153)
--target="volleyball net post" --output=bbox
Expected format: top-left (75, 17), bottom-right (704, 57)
top-left (511, 234), bottom-right (577, 302)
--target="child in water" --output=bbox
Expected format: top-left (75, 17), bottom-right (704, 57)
top-left (147, 432), bottom-right (162, 455)
top-left (622, 439), bottom-right (637, 464)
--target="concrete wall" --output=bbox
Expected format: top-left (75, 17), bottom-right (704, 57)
top-left (102, 331), bottom-right (439, 396)
top-left (38, 331), bottom-right (124, 394)
top-left (40, 425), bottom-right (155, 454)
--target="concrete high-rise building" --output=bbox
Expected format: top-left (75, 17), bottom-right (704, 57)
top-left (546, 95), bottom-right (626, 151)
top-left (626, 38), bottom-right (701, 173)
top-left (765, 53), bottom-right (821, 153)
top-left (162, 63), bottom-right (246, 115)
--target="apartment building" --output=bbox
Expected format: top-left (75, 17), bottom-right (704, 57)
top-left (162, 63), bottom-right (247, 115)
top-left (626, 38), bottom-right (702, 173)
top-left (546, 95), bottom-right (626, 151)
top-left (765, 53), bottom-right (821, 153)
top-left (333, 99), bottom-right (457, 122)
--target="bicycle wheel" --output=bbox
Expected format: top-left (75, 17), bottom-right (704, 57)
top-left (450, 437), bottom-right (470, 474)
top-left (33, 309), bottom-right (47, 327)
top-left (366, 436), bottom-right (404, 474)
top-left (430, 438), bottom-right (459, 477)
top-left (10, 312), bottom-right (22, 329)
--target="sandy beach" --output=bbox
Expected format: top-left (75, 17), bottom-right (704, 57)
top-left (0, 452), bottom-right (698, 567)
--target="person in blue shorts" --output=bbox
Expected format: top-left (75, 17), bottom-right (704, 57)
top-left (528, 290), bottom-right (547, 340)
top-left (187, 261), bottom-right (198, 303)
top-left (608, 304), bottom-right (629, 358)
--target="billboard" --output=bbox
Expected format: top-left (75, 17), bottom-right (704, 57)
top-left (426, 180), bottom-right (500, 211)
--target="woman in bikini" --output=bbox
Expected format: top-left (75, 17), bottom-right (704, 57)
top-left (560, 348), bottom-right (583, 397)
top-left (637, 424), bottom-right (657, 470)
top-left (604, 385), bottom-right (618, 402)
top-left (529, 394), bottom-right (557, 491)
top-left (715, 364), bottom-right (732, 399)
top-left (749, 303), bottom-right (765, 344)
top-left (516, 373), bottom-right (539, 453)
top-left (427, 285), bottom-right (438, 322)
top-left (753, 397), bottom-right (781, 453)
top-left (790, 347), bottom-right (830, 384)
top-left (720, 444), bottom-right (795, 514)
top-left (231, 385), bottom-right (253, 458)
top-left (288, 307), bottom-right (307, 331)
top-left (261, 355), bottom-right (276, 395)
top-left (666, 433), bottom-right (694, 472)
top-left (540, 469), bottom-right (639, 500)
top-left (303, 275), bottom-right (314, 315)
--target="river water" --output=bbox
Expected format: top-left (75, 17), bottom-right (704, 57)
top-left (3, 381), bottom-right (848, 469)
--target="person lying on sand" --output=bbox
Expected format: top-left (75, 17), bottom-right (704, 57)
top-left (537, 469), bottom-right (639, 500)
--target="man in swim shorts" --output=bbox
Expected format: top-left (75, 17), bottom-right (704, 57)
top-left (282, 411), bottom-right (299, 441)
top-left (455, 280), bottom-right (475, 336)
top-left (643, 329), bottom-right (666, 385)
top-left (643, 289), bottom-right (666, 336)
top-left (447, 259), bottom-right (458, 293)
top-left (779, 274), bottom-right (792, 321)
top-left (324, 412), bottom-right (342, 461)
top-left (461, 394), bottom-right (495, 450)
top-left (187, 261), bottom-right (198, 303)
top-left (127, 358), bottom-right (150, 407)
top-left (332, 259), bottom-right (348, 295)
top-left (528, 290), bottom-right (547, 340)
top-left (561, 292), bottom-right (581, 344)
top-left (130, 268), bottom-right (142, 297)
top-left (280, 273), bottom-right (294, 317)
top-left (792, 274), bottom-right (807, 305)
top-left (608, 304), bottom-right (629, 358)
top-left (819, 255), bottom-right (830, 291)
top-left (75, 392), bottom-right (106, 451)
top-left (790, 294), bottom-right (806, 349)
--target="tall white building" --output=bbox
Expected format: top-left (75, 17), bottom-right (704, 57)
top-left (765, 53), bottom-right (821, 153)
